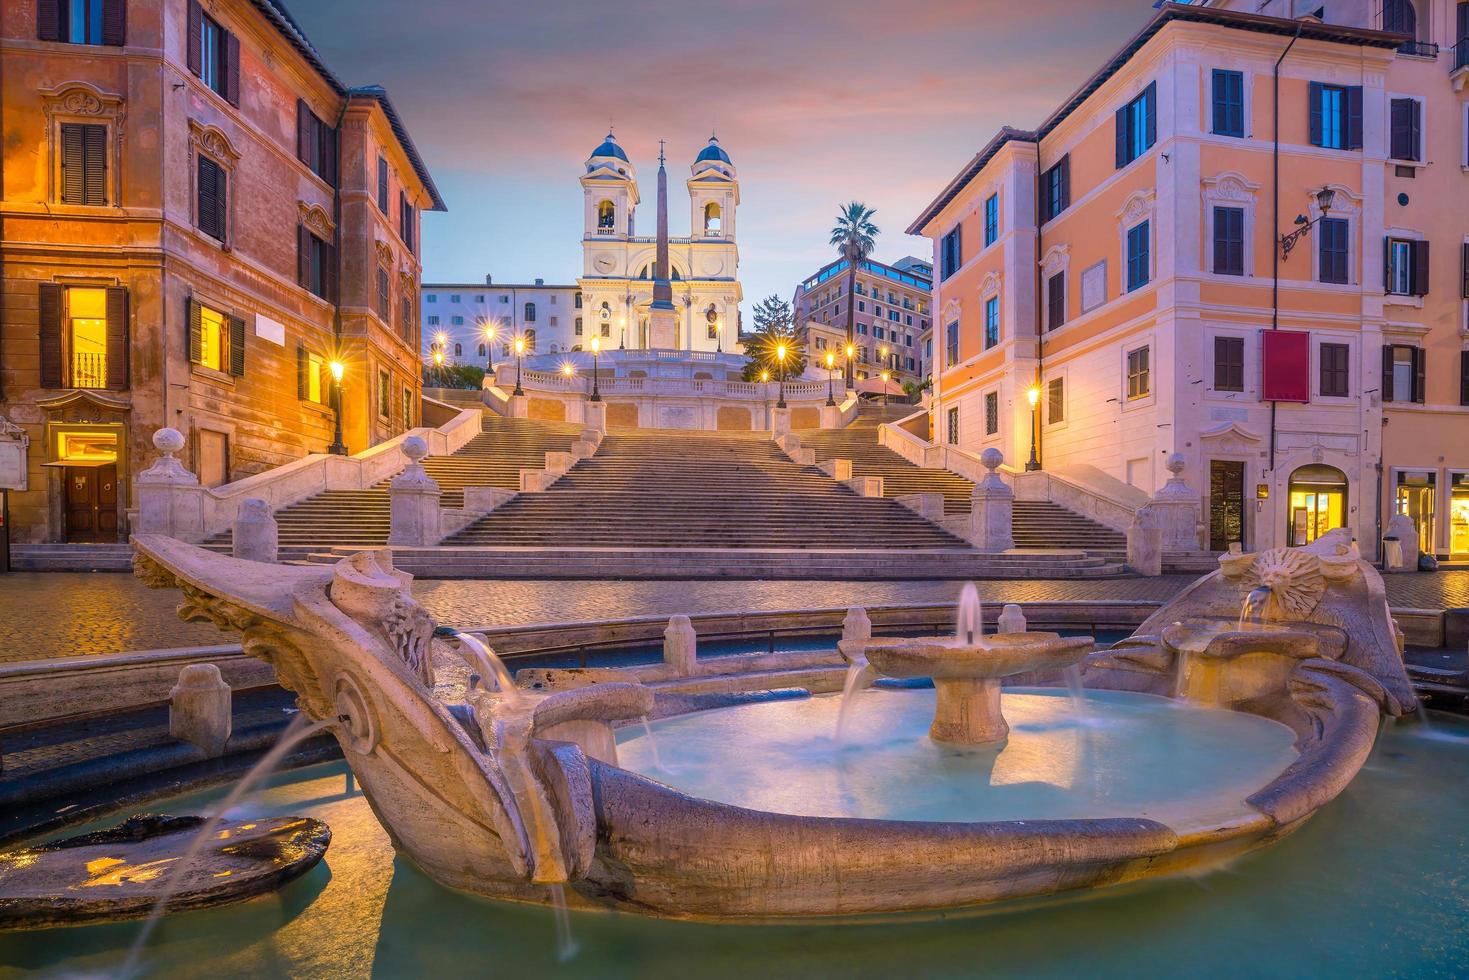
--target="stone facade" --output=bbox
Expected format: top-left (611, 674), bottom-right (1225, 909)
top-left (793, 255), bottom-right (933, 386)
top-left (0, 0), bottom-right (443, 543)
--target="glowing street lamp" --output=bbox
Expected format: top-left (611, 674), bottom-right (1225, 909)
top-left (844, 342), bottom-right (856, 391)
top-left (775, 342), bottom-right (789, 408)
top-left (327, 359), bottom-right (347, 455)
top-left (881, 369), bottom-right (891, 408)
top-left (482, 320), bottom-right (498, 368)
top-left (714, 318), bottom-right (723, 354)
top-left (824, 350), bottom-right (837, 406)
top-left (1025, 383), bottom-right (1042, 471)
top-left (513, 336), bottom-right (526, 396)
top-left (589, 335), bottom-right (602, 402)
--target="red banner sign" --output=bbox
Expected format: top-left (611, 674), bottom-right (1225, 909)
top-left (1261, 329), bottom-right (1310, 402)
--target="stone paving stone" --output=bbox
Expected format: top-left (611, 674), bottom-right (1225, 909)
top-left (2, 570), bottom-right (1466, 665)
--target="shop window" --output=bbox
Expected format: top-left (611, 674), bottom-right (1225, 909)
top-left (1288, 464), bottom-right (1348, 546)
top-left (1395, 471), bottom-right (1436, 555)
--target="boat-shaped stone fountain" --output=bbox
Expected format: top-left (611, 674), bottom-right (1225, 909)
top-left (127, 527), bottom-right (1414, 920)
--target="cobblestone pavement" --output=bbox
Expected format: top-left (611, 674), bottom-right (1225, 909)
top-left (3, 570), bottom-right (1467, 664)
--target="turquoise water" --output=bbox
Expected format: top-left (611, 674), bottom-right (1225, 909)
top-left (616, 688), bottom-right (1300, 828)
top-left (2, 713), bottom-right (1467, 978)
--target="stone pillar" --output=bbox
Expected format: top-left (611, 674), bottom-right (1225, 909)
top-left (1383, 513), bottom-right (1419, 572)
top-left (169, 663), bottom-right (232, 757)
top-left (842, 606), bottom-right (872, 645)
top-left (1149, 453), bottom-right (1203, 551)
top-left (967, 448), bottom-right (1014, 553)
top-left (770, 407), bottom-right (790, 437)
top-left (134, 428), bottom-right (205, 541)
top-left (388, 436), bottom-right (441, 546)
top-left (507, 394), bottom-right (529, 418)
top-left (1127, 504), bottom-right (1164, 577)
top-left (998, 604), bottom-right (1027, 634)
top-left (820, 403), bottom-right (842, 429)
top-left (233, 498), bottom-right (278, 563)
top-left (585, 400), bottom-right (607, 434)
top-left (663, 614), bottom-right (698, 675)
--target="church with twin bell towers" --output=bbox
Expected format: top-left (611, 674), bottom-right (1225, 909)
top-left (577, 132), bottom-right (742, 352)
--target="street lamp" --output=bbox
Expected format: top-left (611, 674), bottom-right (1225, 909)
top-left (513, 336), bottom-right (526, 396)
top-left (824, 350), bottom-right (836, 406)
top-left (714, 318), bottom-right (722, 354)
top-left (1025, 383), bottom-right (1042, 471)
top-left (482, 320), bottom-right (497, 369)
top-left (327, 359), bottom-right (347, 455)
top-left (775, 342), bottom-right (788, 409)
top-left (589, 335), bottom-right (602, 402)
top-left (844, 343), bottom-right (856, 391)
top-left (881, 369), bottom-right (891, 408)
top-left (1279, 186), bottom-right (1338, 260)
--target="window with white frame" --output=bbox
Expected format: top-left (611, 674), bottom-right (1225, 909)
top-left (1126, 345), bottom-right (1151, 400)
top-left (984, 391), bottom-right (999, 435)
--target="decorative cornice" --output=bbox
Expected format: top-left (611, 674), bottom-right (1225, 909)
top-left (375, 240), bottom-right (394, 267)
top-left (33, 389), bottom-right (131, 413)
top-left (1041, 243), bottom-right (1071, 276)
top-left (41, 82), bottom-right (125, 119)
top-left (1201, 171), bottom-right (1261, 203)
top-left (188, 119), bottom-right (241, 166)
top-left (979, 270), bottom-right (1003, 298)
top-left (297, 201), bottom-right (335, 237)
top-left (1116, 188), bottom-right (1157, 224)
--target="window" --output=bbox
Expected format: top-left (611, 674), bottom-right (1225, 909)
top-left (187, 2), bottom-right (239, 106)
top-left (575, 317), bottom-right (583, 336)
top-left (1214, 336), bottom-right (1245, 391)
top-left (1041, 156), bottom-right (1070, 222)
top-left (1319, 217), bottom-right (1349, 284)
top-left (59, 123), bottom-right (107, 205)
top-left (1308, 82), bottom-right (1362, 150)
top-left (875, 326), bottom-right (885, 341)
top-left (1127, 346), bottom-right (1150, 399)
top-left (66, 287), bottom-right (107, 387)
top-left (376, 268), bottom-right (390, 320)
top-left (188, 299), bottom-right (243, 376)
top-left (858, 301), bottom-right (866, 313)
top-left (984, 392), bottom-right (999, 435)
top-left (1383, 344), bottom-right (1425, 403)
top-left (1211, 69), bottom-right (1244, 138)
top-left (426, 294), bottom-right (437, 303)
top-left (1383, 0), bottom-right (1417, 37)
top-left (983, 296), bottom-right (1000, 349)
top-left (427, 315), bottom-right (440, 326)
top-left (37, 284), bottom-right (128, 390)
top-left (295, 102), bottom-right (338, 186)
top-left (377, 156), bottom-right (389, 212)
top-left (196, 155), bottom-right (227, 242)
top-left (37, 0), bottom-right (125, 46)
top-left (704, 201), bottom-right (721, 234)
top-left (1115, 82), bottom-right (1157, 168)
top-left (1386, 238), bottom-right (1428, 296)
top-left (1213, 206), bottom-right (1244, 276)
top-left (403, 386), bottom-right (414, 429)
top-left (452, 316), bottom-right (463, 326)
top-left (888, 310), bottom-right (899, 323)
top-left (941, 227), bottom-right (962, 279)
top-left (945, 321), bottom-right (959, 364)
top-left (946, 406), bottom-right (959, 444)
top-left (450, 294), bottom-right (461, 303)
top-left (1462, 349), bottom-right (1469, 408)
top-left (400, 292), bottom-right (414, 342)
top-left (1047, 271), bottom-right (1066, 331)
top-left (378, 370), bottom-right (391, 419)
top-left (1390, 97), bottom-right (1422, 162)
top-left (1126, 221), bottom-right (1150, 291)
top-left (399, 191), bottom-right (416, 254)
top-left (524, 302), bottom-right (537, 322)
top-left (983, 193), bottom-right (998, 246)
top-left (597, 200), bottom-right (616, 231)
top-left (575, 293), bottom-right (583, 308)
top-left (453, 343), bottom-right (462, 357)
top-left (299, 348), bottom-right (324, 404)
top-left (1320, 342), bottom-right (1350, 397)
top-left (1047, 377), bottom-right (1065, 425)
top-left (298, 227), bottom-right (335, 301)
top-left (477, 343), bottom-right (486, 357)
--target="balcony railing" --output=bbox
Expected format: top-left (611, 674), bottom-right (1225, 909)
top-left (1454, 39), bottom-right (1469, 72)
top-left (72, 352), bottom-right (106, 389)
top-left (1397, 39), bottom-right (1439, 58)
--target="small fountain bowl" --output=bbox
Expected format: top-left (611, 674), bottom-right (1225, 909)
top-left (862, 632), bottom-right (1093, 680)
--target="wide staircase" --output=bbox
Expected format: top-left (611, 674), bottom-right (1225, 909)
top-left (202, 414), bottom-right (583, 560)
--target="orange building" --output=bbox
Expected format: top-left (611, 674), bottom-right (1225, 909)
top-left (911, 1), bottom-right (1469, 560)
top-left (0, 0), bottom-right (443, 545)
top-left (793, 255), bottom-right (933, 385)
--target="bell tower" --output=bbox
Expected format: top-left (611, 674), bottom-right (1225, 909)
top-left (581, 130), bottom-right (638, 240)
top-left (687, 134), bottom-right (737, 241)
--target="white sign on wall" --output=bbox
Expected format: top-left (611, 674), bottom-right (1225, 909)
top-left (0, 415), bottom-right (28, 491)
top-left (1080, 259), bottom-right (1108, 314)
top-left (254, 312), bottom-right (286, 347)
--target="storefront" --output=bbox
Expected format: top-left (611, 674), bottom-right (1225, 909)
top-left (43, 420), bottom-right (128, 544)
top-left (1450, 472), bottom-right (1469, 559)
top-left (1394, 470), bottom-right (1436, 558)
top-left (1286, 464), bottom-right (1347, 546)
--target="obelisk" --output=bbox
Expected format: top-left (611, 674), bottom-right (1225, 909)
top-left (647, 139), bottom-right (678, 350)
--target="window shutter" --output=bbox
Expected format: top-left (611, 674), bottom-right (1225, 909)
top-left (60, 125), bottom-right (85, 204)
top-left (1408, 100), bottom-right (1421, 161)
top-left (102, 0), bottom-right (126, 45)
top-left (1461, 350), bottom-right (1469, 407)
top-left (187, 0), bottom-right (203, 76)
top-left (187, 297), bottom-right (203, 364)
top-left (1143, 81), bottom-right (1157, 148)
top-left (37, 0), bottom-right (62, 41)
top-left (105, 286), bottom-right (129, 390)
top-left (1308, 82), bottom-right (1324, 146)
top-left (297, 225), bottom-right (310, 288)
top-left (296, 100), bottom-right (312, 166)
top-left (38, 284), bottom-right (63, 389)
top-left (224, 31), bottom-right (240, 106)
top-left (1345, 86), bottom-right (1363, 149)
top-left (1384, 236), bottom-right (1393, 293)
top-left (228, 314), bottom-right (246, 377)
top-left (297, 345), bottom-right (309, 399)
top-left (82, 124), bottom-right (106, 205)
top-left (322, 124), bottom-right (338, 187)
top-left (1461, 243), bottom-right (1469, 299)
top-left (1381, 344), bottom-right (1394, 401)
top-left (1390, 99), bottom-right (1410, 159)
top-left (1412, 240), bottom-right (1430, 296)
top-left (1115, 105), bottom-right (1128, 167)
top-left (378, 157), bottom-right (388, 211)
top-left (323, 241), bottom-right (338, 303)
top-left (1211, 70), bottom-right (1225, 133)
top-left (1058, 155), bottom-right (1070, 210)
top-left (197, 157), bottom-right (216, 236)
top-left (1413, 346), bottom-right (1426, 404)
top-left (213, 160), bottom-right (228, 241)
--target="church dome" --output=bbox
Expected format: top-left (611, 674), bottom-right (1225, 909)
top-left (588, 131), bottom-right (629, 164)
top-left (694, 136), bottom-right (731, 165)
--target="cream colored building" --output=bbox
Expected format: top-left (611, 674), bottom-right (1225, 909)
top-left (577, 133), bottom-right (742, 352)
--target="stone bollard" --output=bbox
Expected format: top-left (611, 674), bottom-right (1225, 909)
top-left (389, 436), bottom-right (442, 546)
top-left (1149, 453), bottom-right (1204, 551)
top-left (663, 615), bottom-right (698, 676)
top-left (968, 448), bottom-right (1015, 552)
top-left (1126, 504), bottom-right (1164, 577)
top-left (233, 497), bottom-right (278, 563)
top-left (842, 606), bottom-right (872, 645)
top-left (998, 604), bottom-right (1027, 634)
top-left (169, 663), bottom-right (232, 757)
top-left (1383, 513), bottom-right (1419, 572)
top-left (584, 400), bottom-right (607, 434)
top-left (771, 407), bottom-right (791, 437)
top-left (818, 458), bottom-right (853, 481)
top-left (134, 428), bottom-right (206, 541)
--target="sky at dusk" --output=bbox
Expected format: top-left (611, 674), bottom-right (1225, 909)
top-left (289, 0), bottom-right (1154, 321)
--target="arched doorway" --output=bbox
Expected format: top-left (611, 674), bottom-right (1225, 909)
top-left (1287, 464), bottom-right (1347, 546)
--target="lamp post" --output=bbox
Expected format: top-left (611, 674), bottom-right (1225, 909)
top-left (513, 336), bottom-right (526, 396)
top-left (714, 318), bottom-right (722, 354)
top-left (1025, 383), bottom-right (1041, 471)
top-left (1279, 186), bottom-right (1338, 260)
top-left (824, 350), bottom-right (836, 406)
top-left (844, 342), bottom-right (856, 391)
top-left (881, 370), bottom-right (891, 408)
top-left (327, 359), bottom-right (347, 455)
top-left (482, 321), bottom-right (497, 370)
top-left (430, 347), bottom-right (445, 387)
top-left (775, 342), bottom-right (788, 409)
top-left (589, 335), bottom-right (602, 402)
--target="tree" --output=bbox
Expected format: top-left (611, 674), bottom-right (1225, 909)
top-left (740, 294), bottom-right (807, 382)
top-left (829, 201), bottom-right (879, 388)
top-left (422, 363), bottom-right (485, 390)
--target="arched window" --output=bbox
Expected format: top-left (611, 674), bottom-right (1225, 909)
top-left (704, 201), bottom-right (722, 234)
top-left (574, 292), bottom-right (583, 309)
top-left (525, 329), bottom-right (536, 351)
top-left (524, 302), bottom-right (536, 322)
top-left (1287, 464), bottom-right (1348, 546)
top-left (637, 264), bottom-right (681, 281)
top-left (477, 343), bottom-right (486, 356)
top-left (597, 200), bottom-right (616, 231)
top-left (1383, 0), bottom-right (1416, 37)
top-left (454, 343), bottom-right (462, 356)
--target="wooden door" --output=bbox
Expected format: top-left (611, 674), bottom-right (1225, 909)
top-left (1208, 460), bottom-right (1245, 552)
top-left (64, 464), bottom-right (117, 543)
top-left (198, 430), bottom-right (230, 488)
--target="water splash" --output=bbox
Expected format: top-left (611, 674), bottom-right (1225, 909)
top-left (956, 582), bottom-right (982, 646)
top-left (1237, 585), bottom-right (1272, 631)
top-left (638, 715), bottom-right (669, 773)
top-left (1062, 665), bottom-right (1086, 713)
top-left (118, 713), bottom-right (335, 979)
top-left (454, 631), bottom-right (521, 703)
top-left (834, 658), bottom-right (876, 743)
top-left (548, 883), bottom-right (580, 962)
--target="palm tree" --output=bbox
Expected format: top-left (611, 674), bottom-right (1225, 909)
top-left (829, 201), bottom-right (878, 390)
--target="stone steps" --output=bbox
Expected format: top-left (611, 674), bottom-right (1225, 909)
top-left (8, 544), bottom-right (136, 572)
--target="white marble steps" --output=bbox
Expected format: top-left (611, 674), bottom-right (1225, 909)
top-left (9, 544), bottom-right (135, 572)
top-left (304, 545), bottom-right (1129, 580)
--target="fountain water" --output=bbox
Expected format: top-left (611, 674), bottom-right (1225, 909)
top-left (442, 627), bottom-right (520, 703)
top-left (1237, 585), bottom-right (1273, 631)
top-left (956, 582), bottom-right (982, 645)
top-left (1063, 665), bottom-right (1087, 712)
top-left (833, 656), bottom-right (876, 742)
top-left (638, 715), bottom-right (668, 772)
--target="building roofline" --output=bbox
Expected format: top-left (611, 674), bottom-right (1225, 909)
top-left (422, 283), bottom-right (580, 290)
top-left (252, 0), bottom-right (345, 95)
top-left (906, 2), bottom-right (1407, 235)
top-left (348, 86), bottom-right (447, 212)
top-left (799, 254), bottom-right (934, 292)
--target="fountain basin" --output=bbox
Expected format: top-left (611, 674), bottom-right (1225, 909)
top-left (1160, 619), bottom-right (1346, 709)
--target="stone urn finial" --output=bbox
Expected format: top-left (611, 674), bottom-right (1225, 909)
top-left (154, 427), bottom-right (186, 456)
top-left (1153, 451), bottom-right (1195, 503)
top-left (137, 427), bottom-right (198, 486)
top-left (402, 435), bottom-right (429, 464)
top-left (1166, 453), bottom-right (1185, 477)
top-left (977, 448), bottom-right (1007, 491)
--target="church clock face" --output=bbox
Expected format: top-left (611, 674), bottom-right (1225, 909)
top-left (593, 254), bottom-right (616, 274)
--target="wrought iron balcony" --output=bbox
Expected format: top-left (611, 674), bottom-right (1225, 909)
top-left (71, 352), bottom-right (106, 389)
top-left (1397, 39), bottom-right (1438, 58)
